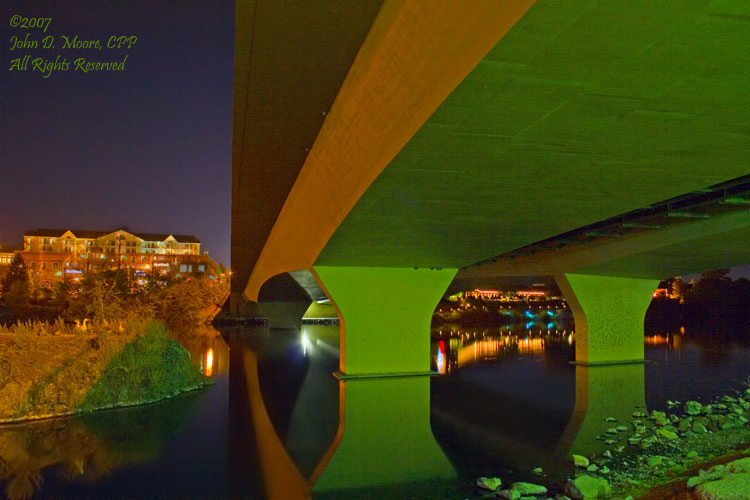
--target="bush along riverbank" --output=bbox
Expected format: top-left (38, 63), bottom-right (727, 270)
top-left (0, 319), bottom-right (210, 423)
top-left (471, 386), bottom-right (750, 500)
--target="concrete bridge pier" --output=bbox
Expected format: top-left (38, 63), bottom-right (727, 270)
top-left (312, 266), bottom-right (457, 378)
top-left (555, 273), bottom-right (659, 365)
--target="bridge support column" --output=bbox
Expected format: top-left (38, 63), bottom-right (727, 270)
top-left (313, 266), bottom-right (457, 377)
top-left (555, 273), bottom-right (658, 365)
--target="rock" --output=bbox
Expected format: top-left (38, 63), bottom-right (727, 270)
top-left (602, 450), bottom-right (612, 458)
top-left (648, 455), bottom-right (664, 467)
top-left (726, 457), bottom-right (750, 474)
top-left (599, 466), bottom-right (609, 474)
top-left (565, 475), bottom-right (611, 500)
top-left (720, 415), bottom-right (745, 430)
top-left (477, 477), bottom-right (503, 491)
top-left (606, 427), bottom-right (618, 434)
top-left (678, 418), bottom-right (693, 432)
top-left (693, 422), bottom-right (709, 433)
top-left (604, 416), bottom-right (617, 422)
top-left (497, 490), bottom-right (521, 500)
top-left (586, 464), bottom-right (598, 472)
top-left (685, 400), bottom-right (703, 416)
top-left (615, 425), bottom-right (628, 432)
top-left (694, 472), bottom-right (750, 500)
top-left (656, 428), bottom-right (678, 440)
top-left (688, 466), bottom-right (726, 489)
top-left (511, 482), bottom-right (548, 496)
top-left (573, 455), bottom-right (589, 467)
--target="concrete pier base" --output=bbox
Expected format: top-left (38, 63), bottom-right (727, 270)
top-left (555, 273), bottom-right (659, 365)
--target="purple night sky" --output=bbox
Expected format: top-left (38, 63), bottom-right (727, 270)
top-left (1, 1), bottom-right (234, 265)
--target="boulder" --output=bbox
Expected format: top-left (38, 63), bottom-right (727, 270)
top-left (511, 482), bottom-right (548, 496)
top-left (685, 400), bottom-right (703, 416)
top-left (727, 457), bottom-right (750, 474)
top-left (477, 477), bottom-right (502, 491)
top-left (497, 489), bottom-right (521, 500)
top-left (694, 473), bottom-right (750, 500)
top-left (572, 455), bottom-right (589, 467)
top-left (565, 475), bottom-right (611, 500)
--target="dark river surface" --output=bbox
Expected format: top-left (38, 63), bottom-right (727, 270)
top-left (2, 322), bottom-right (750, 499)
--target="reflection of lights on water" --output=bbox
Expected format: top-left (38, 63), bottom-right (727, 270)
top-left (205, 348), bottom-right (214, 376)
top-left (568, 334), bottom-right (574, 345)
top-left (302, 332), bottom-right (311, 356)
top-left (437, 340), bottom-right (446, 374)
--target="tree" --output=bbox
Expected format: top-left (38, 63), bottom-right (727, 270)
top-left (1, 254), bottom-right (30, 297)
top-left (671, 277), bottom-right (690, 302)
top-left (5, 281), bottom-right (31, 307)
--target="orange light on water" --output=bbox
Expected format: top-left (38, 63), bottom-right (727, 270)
top-left (205, 348), bottom-right (214, 376)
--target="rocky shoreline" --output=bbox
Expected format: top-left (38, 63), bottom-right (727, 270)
top-left (471, 386), bottom-right (750, 499)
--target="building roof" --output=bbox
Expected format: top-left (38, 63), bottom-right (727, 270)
top-left (24, 229), bottom-right (200, 244)
top-left (133, 232), bottom-right (201, 244)
top-left (0, 245), bottom-right (22, 253)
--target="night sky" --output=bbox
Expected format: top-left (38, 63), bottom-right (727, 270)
top-left (1, 1), bottom-right (234, 265)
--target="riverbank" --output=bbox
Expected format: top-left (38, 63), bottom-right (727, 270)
top-left (471, 387), bottom-right (750, 499)
top-left (0, 319), bottom-right (209, 423)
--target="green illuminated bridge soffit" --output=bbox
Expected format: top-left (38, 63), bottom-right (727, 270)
top-left (316, 0), bottom-right (750, 271)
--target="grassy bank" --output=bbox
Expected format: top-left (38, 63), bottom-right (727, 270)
top-left (0, 318), bottom-right (209, 423)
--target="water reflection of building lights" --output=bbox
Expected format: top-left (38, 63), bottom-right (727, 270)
top-left (205, 348), bottom-right (214, 376)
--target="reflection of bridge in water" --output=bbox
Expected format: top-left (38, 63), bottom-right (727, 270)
top-left (219, 325), bottom-right (653, 498)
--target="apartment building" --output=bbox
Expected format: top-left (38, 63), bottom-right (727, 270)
top-left (21, 228), bottom-right (213, 286)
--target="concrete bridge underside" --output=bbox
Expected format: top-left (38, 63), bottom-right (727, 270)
top-left (232, 0), bottom-right (750, 373)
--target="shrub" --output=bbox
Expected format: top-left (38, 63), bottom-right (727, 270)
top-left (79, 321), bottom-right (206, 411)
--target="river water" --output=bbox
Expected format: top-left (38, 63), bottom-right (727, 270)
top-left (2, 322), bottom-right (750, 499)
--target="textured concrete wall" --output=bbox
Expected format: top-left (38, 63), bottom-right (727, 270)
top-left (557, 273), bottom-right (658, 364)
top-left (313, 266), bottom-right (456, 376)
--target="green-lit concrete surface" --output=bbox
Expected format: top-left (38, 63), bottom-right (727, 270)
top-left (317, 0), bottom-right (749, 268)
top-left (559, 364), bottom-right (646, 458)
top-left (575, 215), bottom-right (750, 279)
top-left (311, 377), bottom-right (454, 491)
top-left (313, 266), bottom-right (456, 376)
top-left (303, 301), bottom-right (338, 320)
top-left (557, 274), bottom-right (659, 365)
top-left (460, 210), bottom-right (750, 280)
